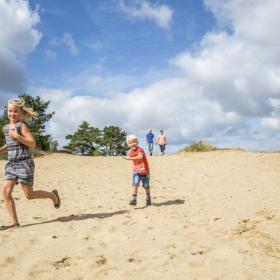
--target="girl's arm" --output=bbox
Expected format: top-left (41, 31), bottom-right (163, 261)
top-left (9, 123), bottom-right (36, 149)
top-left (0, 144), bottom-right (7, 153)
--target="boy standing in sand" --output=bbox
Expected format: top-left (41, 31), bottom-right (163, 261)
top-left (123, 135), bottom-right (152, 206)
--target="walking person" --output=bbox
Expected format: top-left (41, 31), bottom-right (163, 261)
top-left (146, 129), bottom-right (155, 156)
top-left (157, 130), bottom-right (167, 155)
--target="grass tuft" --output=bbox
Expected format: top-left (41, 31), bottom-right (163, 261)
top-left (182, 141), bottom-right (216, 152)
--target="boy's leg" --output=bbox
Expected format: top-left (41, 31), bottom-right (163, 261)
top-left (130, 173), bottom-right (140, 205)
top-left (2, 179), bottom-right (19, 226)
top-left (145, 188), bottom-right (152, 206)
top-left (143, 176), bottom-right (152, 206)
top-left (130, 186), bottom-right (138, 205)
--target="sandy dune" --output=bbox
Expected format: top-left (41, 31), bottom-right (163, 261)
top-left (0, 151), bottom-right (280, 279)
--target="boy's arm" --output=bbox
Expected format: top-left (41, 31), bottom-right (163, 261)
top-left (9, 123), bottom-right (36, 149)
top-left (123, 152), bottom-right (143, 161)
top-left (0, 144), bottom-right (7, 153)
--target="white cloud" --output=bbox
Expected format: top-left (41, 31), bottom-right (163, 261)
top-left (170, 0), bottom-right (280, 119)
top-left (62, 33), bottom-right (78, 56)
top-left (0, 48), bottom-right (25, 91)
top-left (48, 32), bottom-right (78, 57)
top-left (36, 78), bottom-right (241, 149)
top-left (0, 0), bottom-right (41, 92)
top-left (46, 49), bottom-right (56, 60)
top-left (118, 0), bottom-right (173, 29)
top-left (261, 117), bottom-right (280, 130)
top-left (85, 40), bottom-right (103, 51)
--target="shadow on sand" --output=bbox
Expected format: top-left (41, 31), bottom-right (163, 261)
top-left (152, 199), bottom-right (185, 207)
top-left (15, 200), bottom-right (185, 229)
top-left (135, 199), bottom-right (185, 210)
top-left (20, 209), bottom-right (128, 228)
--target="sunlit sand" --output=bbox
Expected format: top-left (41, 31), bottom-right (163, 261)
top-left (0, 151), bottom-right (280, 279)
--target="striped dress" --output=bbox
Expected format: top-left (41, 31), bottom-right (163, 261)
top-left (3, 121), bottom-right (35, 186)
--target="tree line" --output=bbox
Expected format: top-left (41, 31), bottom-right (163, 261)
top-left (0, 94), bottom-right (129, 156)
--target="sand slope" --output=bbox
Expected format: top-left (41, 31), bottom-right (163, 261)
top-left (0, 151), bottom-right (280, 280)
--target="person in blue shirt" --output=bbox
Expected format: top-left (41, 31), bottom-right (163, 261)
top-left (146, 129), bottom-right (155, 156)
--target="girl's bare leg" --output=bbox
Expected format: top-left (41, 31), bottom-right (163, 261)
top-left (21, 184), bottom-right (59, 205)
top-left (2, 179), bottom-right (19, 225)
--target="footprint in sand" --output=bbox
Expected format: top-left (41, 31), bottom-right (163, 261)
top-left (99, 241), bottom-right (107, 248)
top-left (250, 239), bottom-right (280, 259)
top-left (169, 254), bottom-right (176, 260)
top-left (86, 246), bottom-right (95, 252)
top-left (109, 226), bottom-right (117, 232)
top-left (232, 214), bottom-right (280, 259)
top-left (232, 219), bottom-right (257, 235)
top-left (96, 255), bottom-right (107, 266)
top-left (51, 257), bottom-right (72, 269)
top-left (28, 270), bottom-right (48, 278)
top-left (32, 216), bottom-right (43, 220)
top-left (122, 220), bottom-right (131, 225)
top-left (5, 257), bottom-right (15, 264)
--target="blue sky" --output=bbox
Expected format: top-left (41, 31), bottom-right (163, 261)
top-left (1, 0), bottom-right (280, 152)
top-left (26, 0), bottom-right (214, 93)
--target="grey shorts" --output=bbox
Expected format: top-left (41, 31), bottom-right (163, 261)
top-left (5, 158), bottom-right (35, 186)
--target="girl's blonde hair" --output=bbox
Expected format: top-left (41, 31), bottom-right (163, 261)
top-left (126, 134), bottom-right (138, 144)
top-left (8, 98), bottom-right (37, 121)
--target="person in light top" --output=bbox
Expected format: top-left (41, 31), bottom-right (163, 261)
top-left (157, 129), bottom-right (167, 155)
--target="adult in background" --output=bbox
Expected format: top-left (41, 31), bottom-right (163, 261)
top-left (146, 129), bottom-right (155, 156)
top-left (157, 129), bottom-right (167, 155)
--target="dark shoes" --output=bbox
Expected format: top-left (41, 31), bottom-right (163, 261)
top-left (129, 199), bottom-right (137, 206)
top-left (146, 198), bottom-right (152, 206)
top-left (52, 189), bottom-right (61, 209)
top-left (129, 198), bottom-right (152, 206)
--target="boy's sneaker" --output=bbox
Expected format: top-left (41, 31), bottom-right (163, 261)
top-left (129, 199), bottom-right (137, 206)
top-left (146, 197), bottom-right (152, 206)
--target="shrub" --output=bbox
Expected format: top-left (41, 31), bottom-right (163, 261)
top-left (182, 141), bottom-right (216, 152)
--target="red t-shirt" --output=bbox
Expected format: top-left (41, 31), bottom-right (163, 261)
top-left (129, 147), bottom-right (150, 175)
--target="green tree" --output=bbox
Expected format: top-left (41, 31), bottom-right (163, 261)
top-left (0, 116), bottom-right (5, 147)
top-left (0, 94), bottom-right (55, 150)
top-left (64, 121), bottom-right (101, 155)
top-left (49, 137), bottom-right (59, 152)
top-left (101, 125), bottom-right (128, 156)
